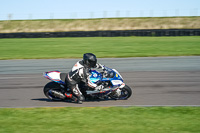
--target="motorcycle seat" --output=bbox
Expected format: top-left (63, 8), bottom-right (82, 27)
top-left (60, 73), bottom-right (67, 83)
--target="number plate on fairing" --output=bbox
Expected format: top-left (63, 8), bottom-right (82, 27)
top-left (111, 80), bottom-right (123, 86)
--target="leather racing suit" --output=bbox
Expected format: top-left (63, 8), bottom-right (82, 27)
top-left (65, 60), bottom-right (103, 102)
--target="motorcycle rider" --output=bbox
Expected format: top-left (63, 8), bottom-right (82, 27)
top-left (65, 53), bottom-right (105, 104)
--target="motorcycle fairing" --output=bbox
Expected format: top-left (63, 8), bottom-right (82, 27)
top-left (89, 70), bottom-right (102, 83)
top-left (43, 71), bottom-right (65, 84)
top-left (86, 86), bottom-right (119, 95)
top-left (86, 82), bottom-right (127, 96)
top-left (112, 69), bottom-right (123, 80)
top-left (89, 68), bottom-right (124, 87)
top-left (111, 80), bottom-right (123, 86)
top-left (44, 67), bottom-right (124, 92)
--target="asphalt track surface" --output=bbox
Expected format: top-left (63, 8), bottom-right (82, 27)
top-left (0, 56), bottom-right (200, 108)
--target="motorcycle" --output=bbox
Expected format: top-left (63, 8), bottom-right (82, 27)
top-left (43, 66), bottom-right (132, 103)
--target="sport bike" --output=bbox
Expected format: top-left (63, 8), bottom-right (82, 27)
top-left (43, 66), bottom-right (132, 102)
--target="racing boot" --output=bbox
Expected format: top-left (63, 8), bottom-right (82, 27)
top-left (69, 95), bottom-right (85, 104)
top-left (65, 92), bottom-right (79, 103)
top-left (77, 95), bottom-right (85, 104)
top-left (65, 93), bottom-right (72, 99)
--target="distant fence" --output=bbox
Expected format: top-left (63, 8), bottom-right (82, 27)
top-left (1, 8), bottom-right (199, 20)
top-left (0, 29), bottom-right (200, 38)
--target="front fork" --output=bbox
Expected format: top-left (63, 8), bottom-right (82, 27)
top-left (111, 83), bottom-right (126, 97)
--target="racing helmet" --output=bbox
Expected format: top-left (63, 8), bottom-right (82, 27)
top-left (83, 53), bottom-right (97, 68)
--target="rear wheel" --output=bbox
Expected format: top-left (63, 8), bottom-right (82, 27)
top-left (43, 82), bottom-right (64, 101)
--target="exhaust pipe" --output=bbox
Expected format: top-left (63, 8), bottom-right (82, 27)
top-left (51, 90), bottom-right (66, 99)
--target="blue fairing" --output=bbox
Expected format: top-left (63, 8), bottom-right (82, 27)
top-left (89, 67), bottom-right (123, 86)
top-left (89, 70), bottom-right (102, 83)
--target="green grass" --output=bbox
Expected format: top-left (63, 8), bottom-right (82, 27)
top-left (0, 107), bottom-right (199, 133)
top-left (0, 36), bottom-right (200, 60)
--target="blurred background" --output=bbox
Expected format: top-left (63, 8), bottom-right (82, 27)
top-left (0, 0), bottom-right (199, 33)
top-left (1, 8), bottom-right (199, 20)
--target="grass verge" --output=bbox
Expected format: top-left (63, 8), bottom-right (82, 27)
top-left (0, 36), bottom-right (200, 60)
top-left (0, 107), bottom-right (199, 133)
top-left (0, 17), bottom-right (200, 33)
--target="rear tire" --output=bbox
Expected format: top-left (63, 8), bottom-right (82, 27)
top-left (43, 82), bottom-right (63, 101)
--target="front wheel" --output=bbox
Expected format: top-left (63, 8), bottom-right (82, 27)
top-left (120, 85), bottom-right (132, 100)
top-left (110, 85), bottom-right (132, 100)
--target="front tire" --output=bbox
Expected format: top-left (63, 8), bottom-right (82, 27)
top-left (120, 85), bottom-right (132, 100)
top-left (110, 85), bottom-right (132, 100)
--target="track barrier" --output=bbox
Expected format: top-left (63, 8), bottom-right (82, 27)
top-left (0, 29), bottom-right (199, 38)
